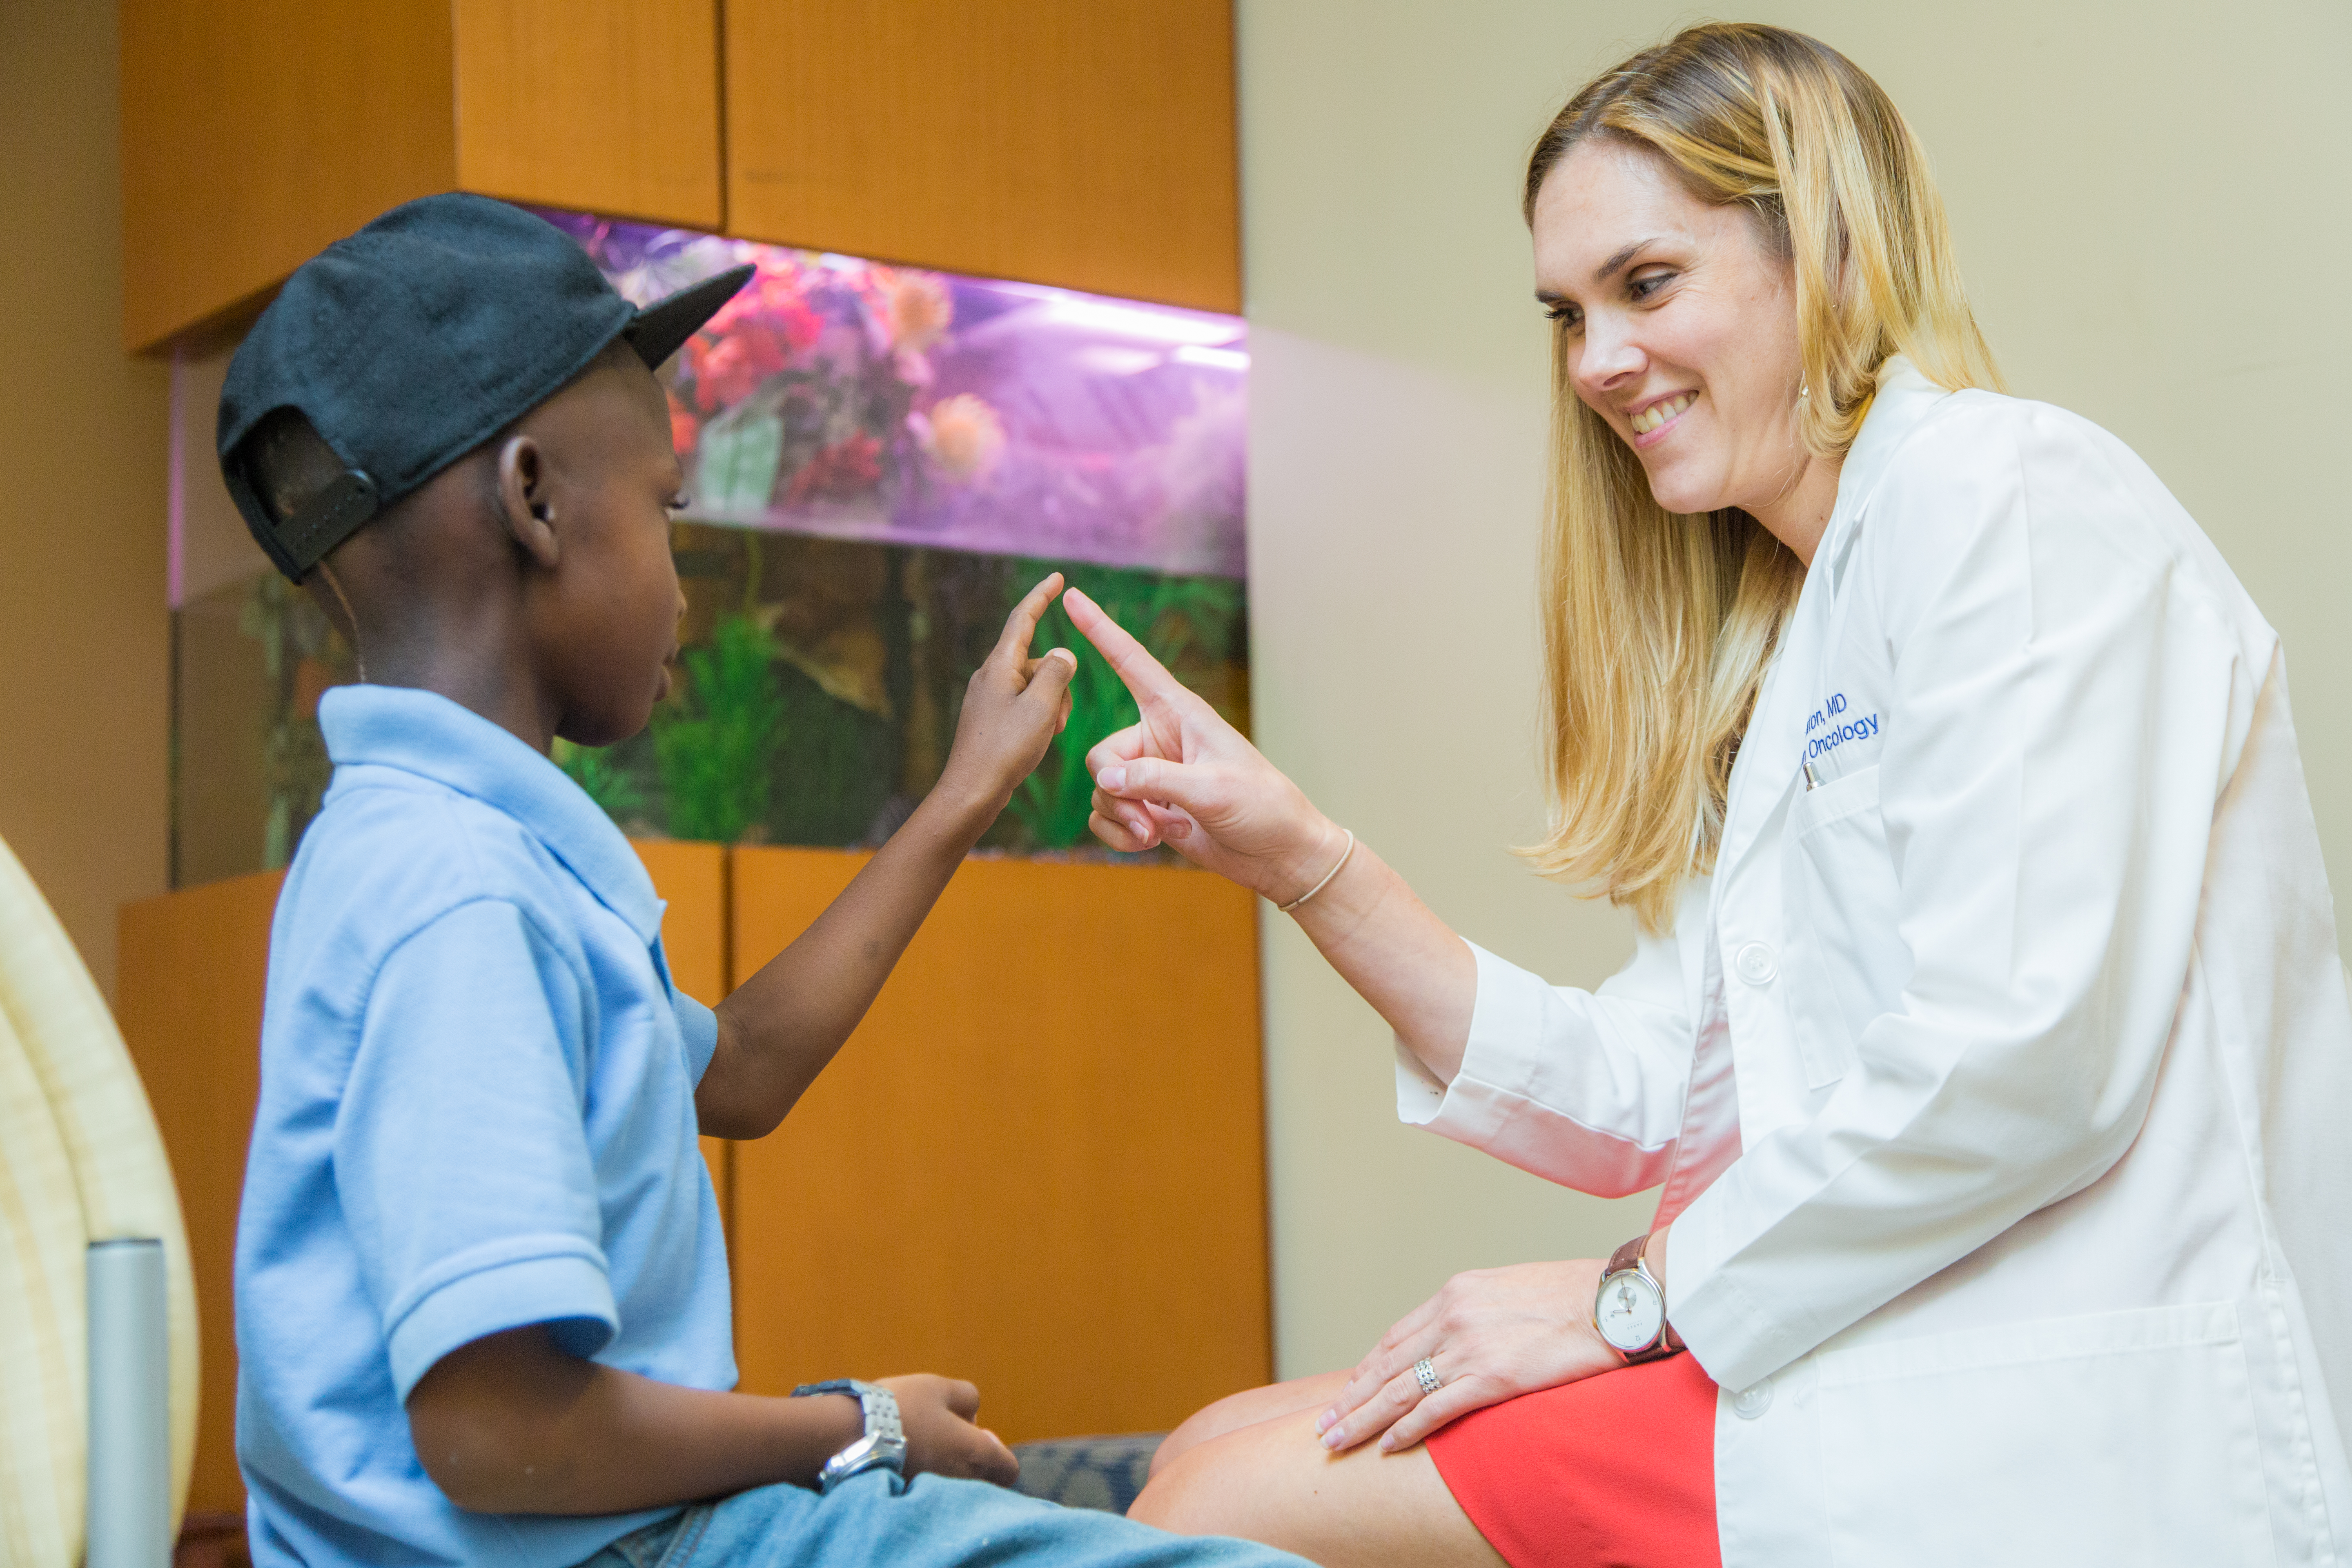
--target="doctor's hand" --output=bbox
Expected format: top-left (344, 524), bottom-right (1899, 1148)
top-left (1315, 1259), bottom-right (1624, 1455)
top-left (1064, 587), bottom-right (1343, 904)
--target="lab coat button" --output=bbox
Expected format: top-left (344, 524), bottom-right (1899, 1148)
top-left (1734, 942), bottom-right (1778, 985)
top-left (1732, 1380), bottom-right (1774, 1419)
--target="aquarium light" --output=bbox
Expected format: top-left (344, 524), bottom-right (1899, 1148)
top-left (1032, 295), bottom-right (1241, 347)
top-left (1172, 345), bottom-right (1249, 372)
top-left (1072, 345), bottom-right (1165, 376)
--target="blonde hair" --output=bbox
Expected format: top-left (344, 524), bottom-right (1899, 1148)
top-left (1519, 23), bottom-right (2000, 930)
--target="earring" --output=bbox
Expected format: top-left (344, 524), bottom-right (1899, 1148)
top-left (1797, 383), bottom-right (1811, 402)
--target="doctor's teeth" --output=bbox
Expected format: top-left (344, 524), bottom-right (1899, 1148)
top-left (1633, 393), bottom-right (1695, 433)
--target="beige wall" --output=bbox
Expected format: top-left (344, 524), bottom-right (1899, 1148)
top-left (0, 0), bottom-right (170, 997)
top-left (1238, 0), bottom-right (2352, 1378)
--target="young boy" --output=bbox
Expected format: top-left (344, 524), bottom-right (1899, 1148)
top-left (222, 195), bottom-right (1302, 1568)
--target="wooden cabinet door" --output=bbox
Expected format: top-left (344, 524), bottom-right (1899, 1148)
top-left (120, 0), bottom-right (457, 352)
top-left (728, 848), bottom-right (1270, 1441)
top-left (725, 0), bottom-right (1240, 312)
top-left (117, 870), bottom-right (281, 1518)
top-left (452, 0), bottom-right (723, 231)
top-left (627, 840), bottom-right (737, 1233)
top-left (120, 0), bottom-right (723, 352)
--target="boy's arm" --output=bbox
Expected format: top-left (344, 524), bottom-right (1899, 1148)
top-left (695, 576), bottom-right (1076, 1140)
top-left (407, 1325), bottom-right (1016, 1514)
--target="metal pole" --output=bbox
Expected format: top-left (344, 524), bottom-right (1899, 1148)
top-left (87, 1238), bottom-right (170, 1568)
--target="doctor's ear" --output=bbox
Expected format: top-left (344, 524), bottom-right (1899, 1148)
top-left (494, 434), bottom-right (562, 569)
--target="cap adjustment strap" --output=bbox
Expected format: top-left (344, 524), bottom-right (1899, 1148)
top-left (278, 470), bottom-right (381, 575)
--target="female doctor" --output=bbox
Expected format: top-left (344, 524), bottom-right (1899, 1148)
top-left (1063, 22), bottom-right (2352, 1568)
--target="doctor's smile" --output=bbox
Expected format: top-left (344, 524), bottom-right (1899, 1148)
top-left (1628, 389), bottom-right (1700, 445)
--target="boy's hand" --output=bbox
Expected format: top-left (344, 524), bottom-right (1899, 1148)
top-left (880, 1373), bottom-right (1021, 1485)
top-left (935, 573), bottom-right (1078, 828)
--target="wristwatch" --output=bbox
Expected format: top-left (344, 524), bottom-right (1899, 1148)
top-left (792, 1379), bottom-right (907, 1492)
top-left (1593, 1232), bottom-right (1684, 1363)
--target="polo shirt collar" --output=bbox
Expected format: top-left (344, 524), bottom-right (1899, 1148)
top-left (318, 684), bottom-right (663, 943)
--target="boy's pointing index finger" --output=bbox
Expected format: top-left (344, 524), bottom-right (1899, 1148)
top-left (996, 572), bottom-right (1066, 662)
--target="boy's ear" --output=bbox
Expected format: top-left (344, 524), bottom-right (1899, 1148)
top-left (493, 434), bottom-right (563, 570)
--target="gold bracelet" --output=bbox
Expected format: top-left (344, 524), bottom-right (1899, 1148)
top-left (1278, 829), bottom-right (1356, 914)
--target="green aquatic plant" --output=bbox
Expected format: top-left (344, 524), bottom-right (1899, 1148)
top-left (553, 737), bottom-right (649, 821)
top-left (236, 573), bottom-right (347, 870)
top-left (764, 662), bottom-right (898, 846)
top-left (1004, 563), bottom-right (1246, 850)
top-left (651, 611), bottom-right (788, 843)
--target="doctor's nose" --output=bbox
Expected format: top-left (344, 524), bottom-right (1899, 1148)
top-left (1574, 318), bottom-right (1646, 402)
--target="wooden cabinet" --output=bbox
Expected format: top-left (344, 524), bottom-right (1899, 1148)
top-left (724, 0), bottom-right (1240, 312)
top-left (116, 871), bottom-right (279, 1518)
top-left (728, 849), bottom-right (1269, 1441)
top-left (114, 843), bottom-right (1267, 1511)
top-left (118, 0), bottom-right (724, 352)
top-left (119, 0), bottom-right (1236, 350)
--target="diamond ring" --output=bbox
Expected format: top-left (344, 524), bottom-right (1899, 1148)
top-left (1412, 1356), bottom-right (1441, 1396)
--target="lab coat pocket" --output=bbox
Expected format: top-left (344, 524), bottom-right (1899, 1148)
top-left (1783, 765), bottom-right (1904, 1089)
top-left (1816, 1303), bottom-right (2274, 1568)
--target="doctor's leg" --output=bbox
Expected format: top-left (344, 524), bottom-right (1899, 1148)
top-left (1149, 1371), bottom-right (1351, 1478)
top-left (1136, 1355), bottom-right (1721, 1568)
top-left (1131, 1405), bottom-right (1506, 1568)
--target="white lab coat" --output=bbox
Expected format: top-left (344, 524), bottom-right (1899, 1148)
top-left (1399, 359), bottom-right (2352, 1564)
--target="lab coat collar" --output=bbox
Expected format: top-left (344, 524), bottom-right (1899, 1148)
top-left (1713, 356), bottom-right (1950, 882)
top-left (1812, 356), bottom-right (1947, 594)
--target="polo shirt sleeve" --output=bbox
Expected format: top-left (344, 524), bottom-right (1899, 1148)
top-left (336, 897), bottom-right (617, 1402)
top-left (672, 987), bottom-right (720, 1084)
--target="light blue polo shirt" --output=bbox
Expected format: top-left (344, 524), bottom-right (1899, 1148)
top-left (235, 685), bottom-right (735, 1567)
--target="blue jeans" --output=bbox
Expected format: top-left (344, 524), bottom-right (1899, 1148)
top-left (577, 1471), bottom-right (1307, 1568)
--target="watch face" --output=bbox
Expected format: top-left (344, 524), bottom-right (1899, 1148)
top-left (1596, 1270), bottom-right (1665, 1352)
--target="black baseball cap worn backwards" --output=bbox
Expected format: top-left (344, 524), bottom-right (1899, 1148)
top-left (218, 192), bottom-right (751, 581)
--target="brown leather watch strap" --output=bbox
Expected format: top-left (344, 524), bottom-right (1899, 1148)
top-left (1604, 1231), bottom-right (1684, 1356)
top-left (1638, 1232), bottom-right (1684, 1352)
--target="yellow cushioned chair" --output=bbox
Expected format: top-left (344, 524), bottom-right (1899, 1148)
top-left (0, 837), bottom-right (198, 1567)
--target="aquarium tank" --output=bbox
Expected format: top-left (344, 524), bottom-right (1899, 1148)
top-left (168, 209), bottom-right (1247, 887)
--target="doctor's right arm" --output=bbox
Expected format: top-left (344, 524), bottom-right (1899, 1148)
top-left (1071, 587), bottom-right (1694, 1175)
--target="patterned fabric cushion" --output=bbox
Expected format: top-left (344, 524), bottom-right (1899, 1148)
top-left (1009, 1434), bottom-right (1167, 1515)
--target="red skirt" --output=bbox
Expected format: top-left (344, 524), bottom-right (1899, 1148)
top-left (1424, 1353), bottom-right (1719, 1568)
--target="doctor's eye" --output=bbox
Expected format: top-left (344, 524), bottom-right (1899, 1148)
top-left (1628, 269), bottom-right (1676, 302)
top-left (1544, 301), bottom-right (1583, 331)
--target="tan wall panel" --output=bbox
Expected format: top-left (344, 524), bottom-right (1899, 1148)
top-left (0, 0), bottom-right (171, 1000)
top-left (726, 0), bottom-right (1239, 312)
top-left (728, 847), bottom-right (1270, 1441)
top-left (119, 0), bottom-right (457, 351)
top-left (453, 0), bottom-right (723, 231)
top-left (117, 870), bottom-right (281, 1517)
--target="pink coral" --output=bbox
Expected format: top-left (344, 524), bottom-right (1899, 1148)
top-left (683, 254), bottom-right (824, 411)
top-left (686, 306), bottom-right (820, 410)
top-left (786, 433), bottom-right (884, 504)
